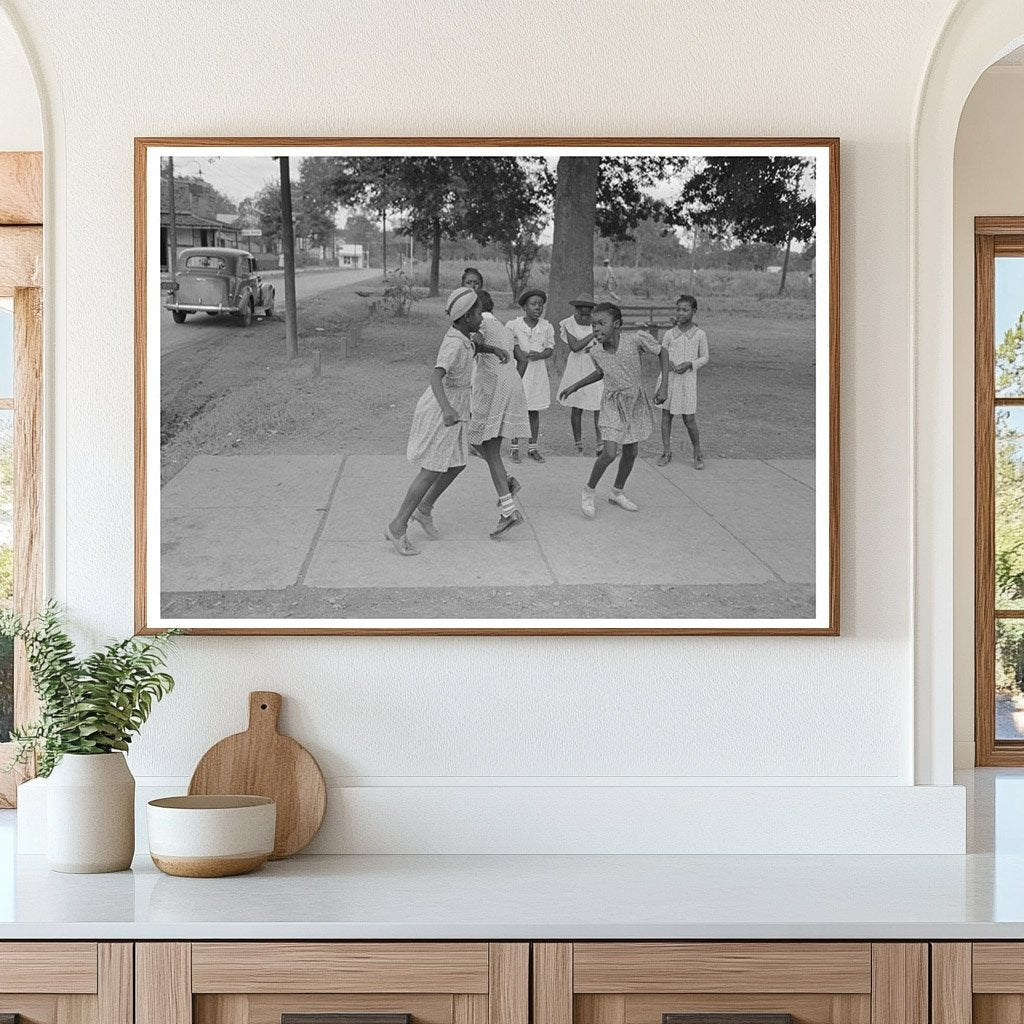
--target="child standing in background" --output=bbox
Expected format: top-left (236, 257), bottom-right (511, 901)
top-left (507, 288), bottom-right (554, 463)
top-left (461, 267), bottom-right (484, 292)
top-left (557, 293), bottom-right (603, 455)
top-left (657, 294), bottom-right (709, 469)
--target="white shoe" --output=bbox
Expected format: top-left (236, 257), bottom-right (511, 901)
top-left (608, 491), bottom-right (639, 512)
top-left (581, 489), bottom-right (596, 519)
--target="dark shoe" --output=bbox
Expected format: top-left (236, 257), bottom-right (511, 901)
top-left (657, 452), bottom-right (672, 467)
top-left (489, 509), bottom-right (524, 539)
top-left (528, 448), bottom-right (546, 463)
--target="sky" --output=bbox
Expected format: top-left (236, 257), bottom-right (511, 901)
top-left (0, 307), bottom-right (13, 397)
top-left (996, 256), bottom-right (1024, 343)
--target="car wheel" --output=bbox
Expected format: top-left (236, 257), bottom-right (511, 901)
top-left (171, 311), bottom-right (188, 324)
top-left (239, 300), bottom-right (253, 328)
top-left (205, 311), bottom-right (218, 317)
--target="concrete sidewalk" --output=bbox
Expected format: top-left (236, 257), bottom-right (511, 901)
top-left (160, 453), bottom-right (816, 595)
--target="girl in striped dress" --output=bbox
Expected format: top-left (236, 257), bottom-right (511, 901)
top-left (385, 287), bottom-right (510, 555)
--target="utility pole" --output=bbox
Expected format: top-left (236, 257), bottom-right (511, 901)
top-left (166, 156), bottom-right (178, 275)
top-left (277, 156), bottom-right (299, 360)
top-left (380, 161), bottom-right (387, 280)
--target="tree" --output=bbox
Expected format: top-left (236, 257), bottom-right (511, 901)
top-left (995, 312), bottom-right (1024, 694)
top-left (458, 157), bottom-right (552, 299)
top-left (392, 157), bottom-right (465, 297)
top-left (238, 182), bottom-right (282, 251)
top-left (547, 157), bottom-right (686, 350)
top-left (680, 156), bottom-right (815, 294)
top-left (299, 157), bottom-right (396, 276)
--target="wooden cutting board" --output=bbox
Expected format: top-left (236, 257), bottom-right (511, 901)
top-left (188, 691), bottom-right (327, 859)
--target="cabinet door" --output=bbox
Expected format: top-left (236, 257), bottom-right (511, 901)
top-left (137, 943), bottom-right (528, 1024)
top-left (0, 943), bottom-right (131, 1024)
top-left (533, 944), bottom-right (927, 1024)
top-left (943, 943), bottom-right (1024, 1024)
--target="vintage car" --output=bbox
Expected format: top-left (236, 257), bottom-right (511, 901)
top-left (164, 247), bottom-right (275, 326)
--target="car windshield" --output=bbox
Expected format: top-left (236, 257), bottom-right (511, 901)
top-left (184, 254), bottom-right (228, 271)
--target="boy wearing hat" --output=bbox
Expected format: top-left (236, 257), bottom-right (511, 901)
top-left (557, 293), bottom-right (603, 455)
top-left (506, 288), bottom-right (555, 463)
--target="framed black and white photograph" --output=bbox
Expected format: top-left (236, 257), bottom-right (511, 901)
top-left (135, 137), bottom-right (839, 635)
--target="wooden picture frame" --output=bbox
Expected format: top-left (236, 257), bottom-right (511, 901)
top-left (135, 137), bottom-right (839, 636)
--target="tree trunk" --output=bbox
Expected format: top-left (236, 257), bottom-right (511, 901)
top-left (548, 156), bottom-right (601, 375)
top-left (689, 226), bottom-right (698, 292)
top-left (429, 216), bottom-right (441, 297)
top-left (778, 232), bottom-right (793, 295)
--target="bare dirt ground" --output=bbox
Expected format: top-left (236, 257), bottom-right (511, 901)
top-left (161, 281), bottom-right (816, 481)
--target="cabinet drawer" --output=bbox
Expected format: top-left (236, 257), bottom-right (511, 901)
top-left (191, 943), bottom-right (491, 993)
top-left (0, 943), bottom-right (130, 1024)
top-left (572, 944), bottom-right (872, 994)
top-left (0, 942), bottom-right (98, 993)
top-left (534, 944), bottom-right (926, 1024)
top-left (139, 943), bottom-right (528, 1024)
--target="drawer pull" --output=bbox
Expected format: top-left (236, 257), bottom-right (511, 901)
top-left (664, 1016), bottom-right (795, 1024)
top-left (283, 1016), bottom-right (411, 1024)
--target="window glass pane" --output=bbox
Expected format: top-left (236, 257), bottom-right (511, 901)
top-left (998, 407), bottom-right (1024, 610)
top-left (997, 620), bottom-right (1024, 740)
top-left (0, 409), bottom-right (10, 742)
top-left (996, 256), bottom-right (1024, 397)
top-left (0, 304), bottom-right (13, 399)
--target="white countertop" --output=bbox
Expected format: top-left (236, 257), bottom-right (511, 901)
top-left (2, 849), bottom-right (1024, 940)
top-left (3, 769), bottom-right (1023, 941)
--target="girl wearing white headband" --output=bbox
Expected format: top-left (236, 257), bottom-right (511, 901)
top-left (385, 287), bottom-right (510, 555)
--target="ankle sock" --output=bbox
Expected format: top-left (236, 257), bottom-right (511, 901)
top-left (499, 493), bottom-right (516, 516)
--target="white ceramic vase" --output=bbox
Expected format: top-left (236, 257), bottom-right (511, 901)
top-left (46, 752), bottom-right (135, 873)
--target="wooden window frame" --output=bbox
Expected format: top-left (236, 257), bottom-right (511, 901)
top-left (0, 151), bottom-right (43, 806)
top-left (975, 217), bottom-right (1024, 764)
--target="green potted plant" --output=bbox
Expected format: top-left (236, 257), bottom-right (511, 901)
top-left (1, 602), bottom-right (179, 873)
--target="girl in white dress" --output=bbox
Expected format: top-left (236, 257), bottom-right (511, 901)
top-left (656, 294), bottom-right (709, 469)
top-left (557, 293), bottom-right (603, 455)
top-left (507, 288), bottom-right (554, 463)
top-left (385, 287), bottom-right (510, 555)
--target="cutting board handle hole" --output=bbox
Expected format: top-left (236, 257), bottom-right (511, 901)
top-left (260, 703), bottom-right (268, 710)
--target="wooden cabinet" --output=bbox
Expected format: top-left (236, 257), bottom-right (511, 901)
top-left (932, 943), bottom-right (1024, 1024)
top-left (136, 944), bottom-right (528, 1024)
top-left (532, 944), bottom-right (928, 1024)
top-left (0, 943), bottom-right (132, 1024)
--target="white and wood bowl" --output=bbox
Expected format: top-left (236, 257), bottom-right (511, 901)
top-left (147, 795), bottom-right (276, 877)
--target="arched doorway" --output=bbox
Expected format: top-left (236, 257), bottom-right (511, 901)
top-left (913, 1), bottom-right (1024, 785)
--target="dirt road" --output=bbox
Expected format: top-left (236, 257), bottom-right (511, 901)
top-left (160, 268), bottom-right (379, 353)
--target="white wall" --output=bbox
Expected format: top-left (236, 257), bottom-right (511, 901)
top-left (0, 0), bottom-right (976, 852)
top-left (952, 65), bottom-right (1024, 767)
top-left (0, 6), bottom-right (39, 151)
